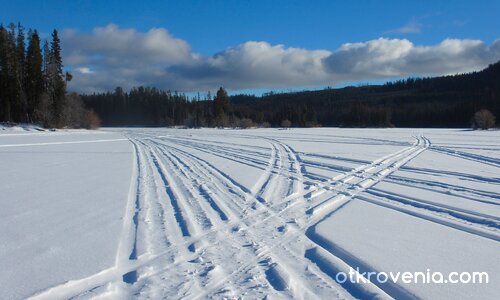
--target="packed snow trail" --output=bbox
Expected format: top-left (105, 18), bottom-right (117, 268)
top-left (12, 128), bottom-right (499, 300)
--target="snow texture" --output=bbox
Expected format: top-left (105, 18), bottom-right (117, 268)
top-left (1, 127), bottom-right (498, 299)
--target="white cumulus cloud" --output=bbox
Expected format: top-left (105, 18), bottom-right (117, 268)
top-left (323, 38), bottom-right (500, 80)
top-left (61, 24), bottom-right (500, 93)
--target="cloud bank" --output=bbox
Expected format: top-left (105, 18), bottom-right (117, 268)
top-left (62, 24), bottom-right (500, 93)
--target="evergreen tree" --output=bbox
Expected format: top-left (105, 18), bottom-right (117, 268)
top-left (25, 30), bottom-right (44, 121)
top-left (16, 23), bottom-right (27, 121)
top-left (3, 23), bottom-right (23, 121)
top-left (16, 23), bottom-right (25, 85)
top-left (215, 87), bottom-right (230, 116)
top-left (50, 30), bottom-right (63, 76)
top-left (42, 39), bottom-right (50, 91)
top-left (48, 29), bottom-right (66, 127)
top-left (0, 25), bottom-right (8, 121)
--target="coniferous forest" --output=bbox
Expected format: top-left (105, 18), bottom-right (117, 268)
top-left (0, 23), bottom-right (98, 128)
top-left (1, 23), bottom-right (499, 129)
top-left (83, 62), bottom-right (500, 128)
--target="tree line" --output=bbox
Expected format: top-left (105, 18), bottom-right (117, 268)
top-left (229, 61), bottom-right (499, 128)
top-left (83, 61), bottom-right (499, 128)
top-left (0, 23), bottom-right (98, 128)
top-left (82, 86), bottom-right (247, 128)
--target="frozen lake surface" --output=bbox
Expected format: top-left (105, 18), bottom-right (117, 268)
top-left (1, 127), bottom-right (499, 299)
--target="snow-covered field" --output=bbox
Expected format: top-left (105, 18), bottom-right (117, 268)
top-left (1, 127), bottom-right (499, 299)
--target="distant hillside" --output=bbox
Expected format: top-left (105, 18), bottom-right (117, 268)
top-left (230, 61), bottom-right (500, 127)
top-left (83, 61), bottom-right (500, 128)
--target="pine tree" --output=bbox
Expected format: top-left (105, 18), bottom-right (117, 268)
top-left (214, 87), bottom-right (230, 116)
top-left (42, 39), bottom-right (50, 91)
top-left (16, 23), bottom-right (27, 121)
top-left (48, 29), bottom-right (66, 127)
top-left (3, 23), bottom-right (23, 122)
top-left (0, 25), bottom-right (8, 121)
top-left (25, 30), bottom-right (44, 122)
top-left (50, 29), bottom-right (63, 77)
top-left (16, 23), bottom-right (25, 85)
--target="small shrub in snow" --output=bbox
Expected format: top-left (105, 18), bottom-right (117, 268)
top-left (472, 109), bottom-right (496, 130)
top-left (260, 121), bottom-right (271, 128)
top-left (240, 118), bottom-right (254, 129)
top-left (281, 119), bottom-right (292, 128)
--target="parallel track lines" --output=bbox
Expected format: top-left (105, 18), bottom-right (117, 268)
top-left (29, 132), bottom-right (500, 300)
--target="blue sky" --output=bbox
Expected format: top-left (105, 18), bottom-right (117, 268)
top-left (2, 0), bottom-right (499, 94)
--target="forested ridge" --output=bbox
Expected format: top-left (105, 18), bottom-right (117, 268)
top-left (83, 61), bottom-right (500, 128)
top-left (232, 61), bottom-right (500, 128)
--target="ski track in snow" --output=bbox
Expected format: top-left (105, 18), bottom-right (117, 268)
top-left (25, 129), bottom-right (500, 300)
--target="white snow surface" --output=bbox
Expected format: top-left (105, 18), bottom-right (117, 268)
top-left (0, 127), bottom-right (498, 299)
top-left (0, 129), bottom-right (133, 299)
